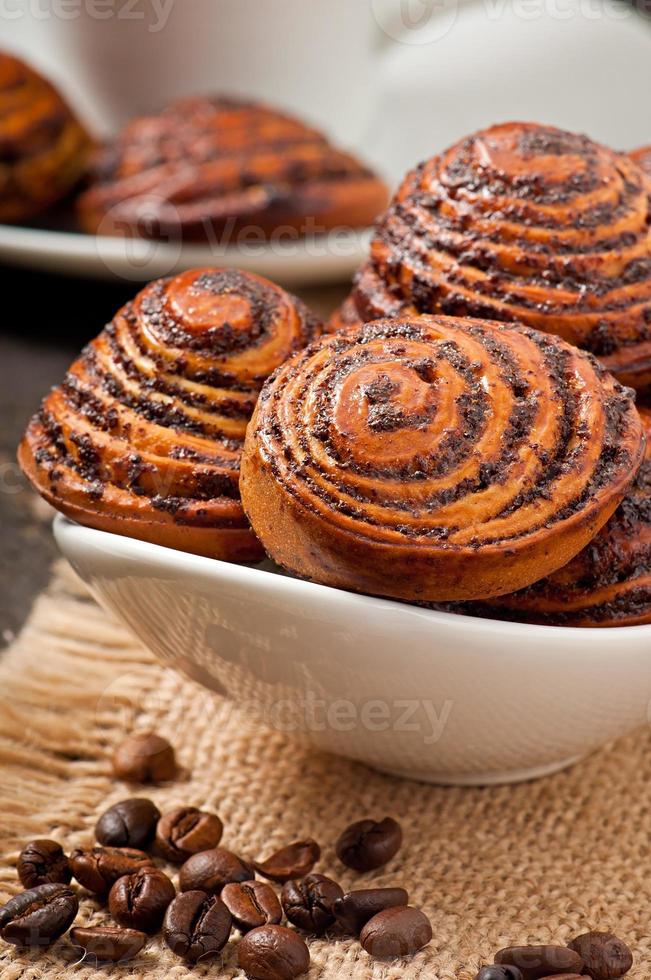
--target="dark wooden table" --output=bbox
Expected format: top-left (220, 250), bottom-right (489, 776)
top-left (0, 264), bottom-right (345, 647)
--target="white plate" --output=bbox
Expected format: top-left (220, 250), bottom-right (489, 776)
top-left (54, 515), bottom-right (651, 787)
top-left (0, 222), bottom-right (371, 286)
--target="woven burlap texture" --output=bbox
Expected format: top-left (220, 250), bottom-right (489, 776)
top-left (0, 561), bottom-right (649, 979)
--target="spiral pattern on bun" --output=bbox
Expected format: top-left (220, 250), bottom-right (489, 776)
top-left (240, 315), bottom-right (644, 601)
top-left (18, 268), bottom-right (321, 561)
top-left (448, 407), bottom-right (651, 627)
top-left (77, 96), bottom-right (387, 240)
top-left (0, 52), bottom-right (91, 222)
top-left (334, 122), bottom-right (651, 390)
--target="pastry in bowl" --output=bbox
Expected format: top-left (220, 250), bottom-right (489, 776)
top-left (450, 407), bottom-right (651, 627)
top-left (77, 96), bottom-right (388, 240)
top-left (333, 122), bottom-right (651, 390)
top-left (239, 315), bottom-right (644, 602)
top-left (18, 267), bottom-right (321, 561)
top-left (0, 51), bottom-right (91, 222)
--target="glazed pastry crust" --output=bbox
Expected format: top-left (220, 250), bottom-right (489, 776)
top-left (240, 315), bottom-right (644, 602)
top-left (77, 96), bottom-right (388, 239)
top-left (0, 52), bottom-right (91, 222)
top-left (332, 123), bottom-right (651, 389)
top-left (18, 267), bottom-right (321, 561)
top-left (451, 407), bottom-right (651, 627)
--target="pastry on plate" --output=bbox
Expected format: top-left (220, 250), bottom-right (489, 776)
top-left (18, 267), bottom-right (321, 561)
top-left (77, 96), bottom-right (388, 240)
top-left (449, 407), bottom-right (651, 627)
top-left (0, 51), bottom-right (91, 222)
top-left (240, 314), bottom-right (644, 602)
top-left (332, 122), bottom-right (651, 390)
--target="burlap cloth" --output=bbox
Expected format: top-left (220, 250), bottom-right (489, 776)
top-left (1, 562), bottom-right (650, 979)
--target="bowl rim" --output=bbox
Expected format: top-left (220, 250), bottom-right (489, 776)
top-left (53, 514), bottom-right (651, 641)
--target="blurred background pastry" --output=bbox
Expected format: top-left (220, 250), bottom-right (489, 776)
top-left (18, 267), bottom-right (321, 561)
top-left (333, 122), bottom-right (651, 390)
top-left (240, 314), bottom-right (644, 602)
top-left (77, 96), bottom-right (388, 241)
top-left (0, 51), bottom-right (91, 223)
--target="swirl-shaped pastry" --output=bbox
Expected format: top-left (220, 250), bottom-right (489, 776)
top-left (0, 52), bottom-right (91, 222)
top-left (334, 122), bottom-right (651, 389)
top-left (18, 267), bottom-right (321, 561)
top-left (77, 96), bottom-right (388, 239)
top-left (448, 407), bottom-right (651, 627)
top-left (240, 315), bottom-right (644, 602)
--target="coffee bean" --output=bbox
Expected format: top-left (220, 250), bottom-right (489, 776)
top-left (495, 946), bottom-right (584, 979)
top-left (95, 798), bottom-right (160, 849)
top-left (537, 975), bottom-right (591, 979)
top-left (163, 889), bottom-right (232, 963)
top-left (112, 732), bottom-right (177, 783)
top-left (156, 806), bottom-right (223, 864)
top-left (238, 924), bottom-right (310, 980)
top-left (475, 967), bottom-right (524, 980)
top-left (179, 847), bottom-right (254, 895)
top-left (17, 840), bottom-right (71, 889)
top-left (568, 932), bottom-right (633, 980)
top-left (69, 846), bottom-right (154, 897)
top-left (70, 926), bottom-right (147, 963)
top-left (281, 874), bottom-right (343, 934)
top-left (254, 839), bottom-right (320, 883)
top-left (221, 880), bottom-right (282, 932)
top-left (360, 906), bottom-right (432, 959)
top-left (0, 883), bottom-right (78, 948)
top-left (332, 887), bottom-right (410, 934)
top-left (336, 817), bottom-right (402, 872)
top-left (109, 866), bottom-right (176, 933)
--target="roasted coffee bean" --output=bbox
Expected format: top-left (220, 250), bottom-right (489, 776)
top-left (156, 806), bottom-right (223, 864)
top-left (238, 924), bottom-right (310, 980)
top-left (17, 840), bottom-right (71, 889)
top-left (360, 906), bottom-right (432, 959)
top-left (537, 975), bottom-right (590, 979)
top-left (221, 880), bottom-right (282, 932)
top-left (495, 946), bottom-right (584, 979)
top-left (109, 866), bottom-right (176, 933)
top-left (163, 889), bottom-right (232, 963)
top-left (568, 931), bottom-right (633, 980)
top-left (70, 926), bottom-right (147, 963)
top-left (475, 967), bottom-right (524, 980)
top-left (69, 846), bottom-right (154, 896)
top-left (0, 883), bottom-right (78, 948)
top-left (281, 874), bottom-right (343, 934)
top-left (336, 817), bottom-right (402, 872)
top-left (95, 798), bottom-right (160, 849)
top-left (332, 887), bottom-right (409, 934)
top-left (254, 839), bottom-right (320, 883)
top-left (179, 847), bottom-right (254, 895)
top-left (112, 732), bottom-right (177, 783)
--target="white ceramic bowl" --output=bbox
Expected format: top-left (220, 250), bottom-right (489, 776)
top-left (54, 515), bottom-right (651, 787)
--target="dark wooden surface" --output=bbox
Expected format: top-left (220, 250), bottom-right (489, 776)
top-left (0, 264), bottom-right (345, 648)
